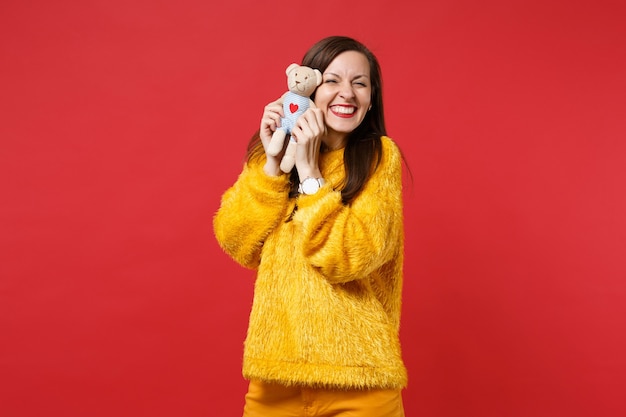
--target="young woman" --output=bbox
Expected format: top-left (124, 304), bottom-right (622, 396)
top-left (214, 36), bottom-right (407, 416)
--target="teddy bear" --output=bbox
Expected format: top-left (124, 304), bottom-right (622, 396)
top-left (267, 63), bottom-right (323, 173)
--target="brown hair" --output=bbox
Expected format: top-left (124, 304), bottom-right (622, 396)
top-left (247, 36), bottom-right (387, 204)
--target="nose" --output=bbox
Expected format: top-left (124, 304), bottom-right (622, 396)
top-left (338, 81), bottom-right (355, 99)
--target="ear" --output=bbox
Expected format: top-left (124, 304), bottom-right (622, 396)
top-left (313, 69), bottom-right (322, 86)
top-left (285, 63), bottom-right (299, 75)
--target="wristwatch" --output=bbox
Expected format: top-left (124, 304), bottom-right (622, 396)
top-left (298, 177), bottom-right (326, 195)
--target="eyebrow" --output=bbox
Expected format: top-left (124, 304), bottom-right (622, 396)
top-left (324, 72), bottom-right (370, 79)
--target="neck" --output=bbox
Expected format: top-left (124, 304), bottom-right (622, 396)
top-left (322, 131), bottom-right (347, 152)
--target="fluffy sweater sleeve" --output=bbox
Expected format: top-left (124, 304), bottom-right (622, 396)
top-left (213, 161), bottom-right (292, 269)
top-left (293, 136), bottom-right (404, 284)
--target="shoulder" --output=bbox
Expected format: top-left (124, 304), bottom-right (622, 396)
top-left (379, 136), bottom-right (402, 167)
top-left (357, 136), bottom-right (403, 200)
top-left (381, 135), bottom-right (399, 150)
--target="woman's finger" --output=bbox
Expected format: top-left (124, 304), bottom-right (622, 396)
top-left (312, 108), bottom-right (325, 136)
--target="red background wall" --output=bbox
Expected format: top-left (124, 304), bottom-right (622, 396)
top-left (1, 1), bottom-right (625, 416)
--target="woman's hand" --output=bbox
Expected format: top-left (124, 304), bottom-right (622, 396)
top-left (259, 97), bottom-right (285, 176)
top-left (291, 103), bottom-right (326, 180)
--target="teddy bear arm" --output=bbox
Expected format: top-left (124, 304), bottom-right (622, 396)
top-left (279, 138), bottom-right (297, 173)
top-left (267, 129), bottom-right (287, 156)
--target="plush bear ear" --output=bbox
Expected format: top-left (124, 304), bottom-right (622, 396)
top-left (285, 63), bottom-right (299, 75)
top-left (313, 69), bottom-right (322, 86)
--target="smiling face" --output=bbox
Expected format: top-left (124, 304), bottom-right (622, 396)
top-left (313, 50), bottom-right (372, 150)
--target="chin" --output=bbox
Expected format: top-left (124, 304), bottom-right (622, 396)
top-left (328, 116), bottom-right (364, 132)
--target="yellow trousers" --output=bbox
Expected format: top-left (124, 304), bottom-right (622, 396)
top-left (242, 380), bottom-right (405, 417)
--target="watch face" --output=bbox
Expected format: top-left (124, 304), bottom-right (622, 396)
top-left (302, 178), bottom-right (320, 195)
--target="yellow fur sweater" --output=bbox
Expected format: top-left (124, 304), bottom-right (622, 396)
top-left (213, 136), bottom-right (407, 389)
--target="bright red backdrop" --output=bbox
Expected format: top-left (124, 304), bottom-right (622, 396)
top-left (1, 1), bottom-right (625, 416)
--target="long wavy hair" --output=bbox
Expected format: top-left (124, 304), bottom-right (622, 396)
top-left (246, 36), bottom-right (386, 205)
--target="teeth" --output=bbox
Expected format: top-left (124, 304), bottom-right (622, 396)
top-left (332, 106), bottom-right (355, 115)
